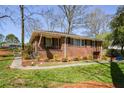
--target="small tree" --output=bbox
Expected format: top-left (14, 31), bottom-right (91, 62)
top-left (110, 6), bottom-right (124, 55)
top-left (96, 32), bottom-right (112, 49)
top-left (5, 34), bottom-right (20, 43)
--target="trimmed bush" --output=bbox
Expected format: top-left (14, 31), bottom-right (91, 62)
top-left (83, 56), bottom-right (88, 60)
top-left (44, 58), bottom-right (49, 62)
top-left (72, 57), bottom-right (80, 61)
top-left (87, 55), bottom-right (93, 60)
top-left (23, 44), bottom-right (33, 60)
top-left (102, 55), bottom-right (108, 60)
top-left (62, 58), bottom-right (68, 62)
top-left (106, 49), bottom-right (119, 57)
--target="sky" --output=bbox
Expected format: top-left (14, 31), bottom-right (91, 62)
top-left (0, 5), bottom-right (119, 43)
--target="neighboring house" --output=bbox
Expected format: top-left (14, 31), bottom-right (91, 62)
top-left (0, 42), bottom-right (21, 49)
top-left (30, 31), bottom-right (103, 60)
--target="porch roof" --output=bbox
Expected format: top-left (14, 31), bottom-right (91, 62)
top-left (30, 30), bottom-right (103, 43)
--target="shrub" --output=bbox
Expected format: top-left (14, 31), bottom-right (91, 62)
top-left (102, 55), bottom-right (108, 60)
top-left (53, 54), bottom-right (61, 62)
top-left (23, 53), bottom-right (31, 60)
top-left (53, 54), bottom-right (58, 59)
top-left (83, 56), bottom-right (88, 60)
top-left (36, 55), bottom-right (40, 62)
top-left (49, 59), bottom-right (55, 62)
top-left (62, 58), bottom-right (68, 62)
top-left (106, 49), bottom-right (119, 57)
top-left (44, 58), bottom-right (49, 62)
top-left (72, 57), bottom-right (80, 61)
top-left (23, 44), bottom-right (33, 60)
top-left (87, 55), bottom-right (93, 60)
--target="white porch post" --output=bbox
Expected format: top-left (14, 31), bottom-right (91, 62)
top-left (80, 39), bottom-right (82, 46)
top-left (38, 34), bottom-right (42, 50)
top-left (58, 38), bottom-right (59, 49)
top-left (35, 40), bottom-right (38, 54)
top-left (64, 36), bottom-right (67, 58)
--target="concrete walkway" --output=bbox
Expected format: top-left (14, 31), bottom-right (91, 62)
top-left (10, 57), bottom-right (23, 68)
top-left (10, 57), bottom-right (110, 70)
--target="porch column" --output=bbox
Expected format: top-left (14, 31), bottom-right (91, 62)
top-left (58, 38), bottom-right (59, 49)
top-left (35, 40), bottom-right (38, 54)
top-left (64, 36), bottom-right (67, 58)
top-left (80, 39), bottom-right (82, 46)
top-left (38, 34), bottom-right (42, 50)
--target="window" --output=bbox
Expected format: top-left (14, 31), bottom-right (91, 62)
top-left (92, 41), bottom-right (95, 47)
top-left (67, 38), bottom-right (73, 45)
top-left (86, 40), bottom-right (91, 46)
top-left (73, 39), bottom-right (80, 46)
top-left (45, 37), bottom-right (60, 49)
top-left (45, 38), bottom-right (52, 48)
top-left (82, 40), bottom-right (85, 46)
top-left (52, 38), bottom-right (59, 48)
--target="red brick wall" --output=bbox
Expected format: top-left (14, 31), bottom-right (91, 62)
top-left (66, 45), bottom-right (94, 59)
top-left (38, 49), bottom-right (63, 60)
top-left (34, 37), bottom-right (102, 60)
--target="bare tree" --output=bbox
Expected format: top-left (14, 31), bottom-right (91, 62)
top-left (83, 8), bottom-right (111, 38)
top-left (37, 8), bottom-right (58, 31)
top-left (0, 6), bottom-right (15, 29)
top-left (58, 5), bottom-right (87, 34)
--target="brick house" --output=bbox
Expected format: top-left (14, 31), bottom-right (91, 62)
top-left (30, 31), bottom-right (103, 60)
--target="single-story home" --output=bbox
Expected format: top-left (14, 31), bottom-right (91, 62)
top-left (0, 42), bottom-right (21, 49)
top-left (30, 31), bottom-right (103, 60)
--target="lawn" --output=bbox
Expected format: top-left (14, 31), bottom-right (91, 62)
top-left (1, 56), bottom-right (124, 88)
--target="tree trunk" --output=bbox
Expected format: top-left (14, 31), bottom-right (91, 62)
top-left (67, 20), bottom-right (72, 34)
top-left (20, 5), bottom-right (25, 51)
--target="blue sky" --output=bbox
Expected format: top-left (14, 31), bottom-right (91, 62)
top-left (0, 5), bottom-right (119, 43)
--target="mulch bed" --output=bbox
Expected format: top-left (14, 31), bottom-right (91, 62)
top-left (22, 60), bottom-right (44, 66)
top-left (63, 81), bottom-right (114, 88)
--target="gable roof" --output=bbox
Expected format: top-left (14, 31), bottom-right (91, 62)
top-left (30, 30), bottom-right (103, 43)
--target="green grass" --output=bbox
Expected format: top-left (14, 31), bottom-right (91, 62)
top-left (1, 56), bottom-right (124, 88)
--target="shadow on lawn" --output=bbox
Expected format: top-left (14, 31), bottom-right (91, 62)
top-left (110, 62), bottom-right (124, 88)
